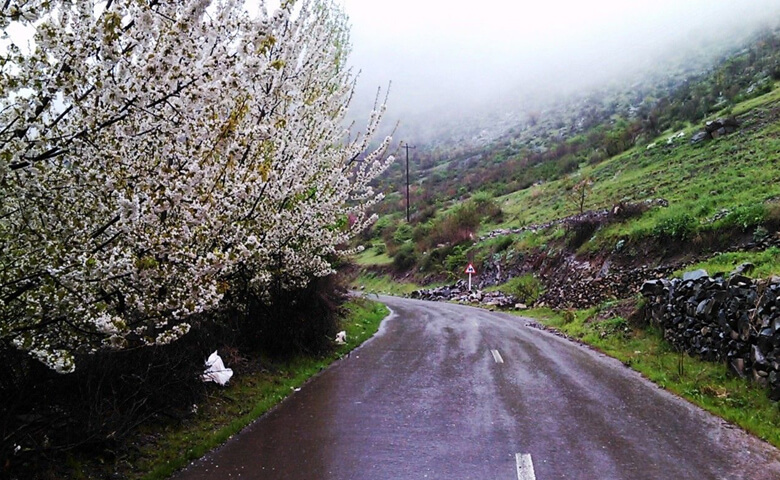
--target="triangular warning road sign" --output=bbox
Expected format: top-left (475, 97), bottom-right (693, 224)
top-left (465, 263), bottom-right (477, 274)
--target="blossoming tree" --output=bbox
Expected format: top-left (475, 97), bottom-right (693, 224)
top-left (0, 0), bottom-right (392, 372)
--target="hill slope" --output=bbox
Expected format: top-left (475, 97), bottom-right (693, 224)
top-left (359, 28), bottom-right (780, 299)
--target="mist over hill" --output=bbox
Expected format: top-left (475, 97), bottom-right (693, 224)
top-left (345, 1), bottom-right (780, 149)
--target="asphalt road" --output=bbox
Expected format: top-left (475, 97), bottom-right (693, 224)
top-left (172, 295), bottom-right (780, 479)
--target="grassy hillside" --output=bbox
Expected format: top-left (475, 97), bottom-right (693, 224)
top-left (497, 85), bottom-right (780, 241)
top-left (373, 29), bottom-right (780, 218)
top-left (359, 29), bottom-right (780, 283)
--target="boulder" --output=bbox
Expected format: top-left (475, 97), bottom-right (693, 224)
top-left (730, 262), bottom-right (755, 276)
top-left (640, 279), bottom-right (667, 296)
top-left (705, 119), bottom-right (723, 134)
top-left (690, 131), bottom-right (709, 145)
top-left (683, 269), bottom-right (709, 282)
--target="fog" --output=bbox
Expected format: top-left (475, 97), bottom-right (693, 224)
top-left (341, 0), bottom-right (780, 143)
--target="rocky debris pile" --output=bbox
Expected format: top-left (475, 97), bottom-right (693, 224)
top-left (409, 281), bottom-right (522, 309)
top-left (538, 260), bottom-right (681, 309)
top-left (691, 117), bottom-right (740, 145)
top-left (642, 266), bottom-right (780, 399)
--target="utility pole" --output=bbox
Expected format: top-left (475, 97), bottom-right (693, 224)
top-left (402, 143), bottom-right (415, 223)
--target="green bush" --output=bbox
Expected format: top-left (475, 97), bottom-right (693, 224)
top-left (653, 212), bottom-right (698, 241)
top-left (471, 191), bottom-right (503, 222)
top-left (412, 222), bottom-right (432, 244)
top-left (373, 215), bottom-right (394, 237)
top-left (500, 274), bottom-right (544, 304)
top-left (392, 223), bottom-right (413, 244)
top-left (443, 245), bottom-right (469, 276)
top-left (392, 243), bottom-right (417, 271)
top-left (493, 235), bottom-right (514, 253)
top-left (420, 246), bottom-right (451, 272)
top-left (719, 204), bottom-right (767, 231)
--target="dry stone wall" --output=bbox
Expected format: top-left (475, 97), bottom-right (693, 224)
top-left (641, 266), bottom-right (780, 399)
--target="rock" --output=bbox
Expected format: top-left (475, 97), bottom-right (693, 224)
top-left (731, 358), bottom-right (746, 378)
top-left (690, 131), bottom-right (709, 145)
top-left (731, 262), bottom-right (755, 276)
top-left (641, 279), bottom-right (667, 296)
top-left (752, 345), bottom-right (767, 366)
top-left (721, 117), bottom-right (739, 129)
top-left (683, 269), bottom-right (709, 282)
top-left (753, 369), bottom-right (768, 386)
top-left (705, 119), bottom-right (723, 134)
top-left (640, 271), bottom-right (780, 399)
top-left (727, 274), bottom-right (752, 287)
top-left (696, 299), bottom-right (714, 317)
top-left (515, 303), bottom-right (528, 310)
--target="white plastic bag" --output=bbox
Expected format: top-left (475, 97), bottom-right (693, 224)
top-left (202, 350), bottom-right (233, 386)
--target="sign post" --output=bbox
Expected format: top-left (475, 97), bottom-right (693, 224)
top-left (465, 263), bottom-right (477, 291)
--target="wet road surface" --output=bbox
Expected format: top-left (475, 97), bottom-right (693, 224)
top-left (172, 295), bottom-right (780, 479)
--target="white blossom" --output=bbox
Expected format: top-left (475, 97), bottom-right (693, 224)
top-left (1, 0), bottom-right (392, 372)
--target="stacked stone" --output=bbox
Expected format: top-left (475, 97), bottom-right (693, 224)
top-left (409, 281), bottom-right (521, 309)
top-left (641, 266), bottom-right (780, 399)
top-left (538, 263), bottom-right (680, 309)
top-left (690, 117), bottom-right (740, 144)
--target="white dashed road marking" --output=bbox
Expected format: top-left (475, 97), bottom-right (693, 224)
top-left (515, 453), bottom-right (536, 480)
top-left (491, 349), bottom-right (504, 364)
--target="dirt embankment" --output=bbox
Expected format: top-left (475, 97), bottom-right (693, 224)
top-left (475, 217), bottom-right (780, 310)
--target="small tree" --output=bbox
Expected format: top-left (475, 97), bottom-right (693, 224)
top-left (567, 176), bottom-right (594, 215)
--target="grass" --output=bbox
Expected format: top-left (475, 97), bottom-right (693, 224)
top-left (523, 305), bottom-right (780, 449)
top-left (484, 274), bottom-right (544, 304)
top-left (100, 298), bottom-right (390, 480)
top-left (678, 246), bottom-right (780, 279)
top-left (352, 272), bottom-right (424, 296)
top-left (354, 244), bottom-right (393, 266)
top-left (488, 86), bottom-right (780, 250)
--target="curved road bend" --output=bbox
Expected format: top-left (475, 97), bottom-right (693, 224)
top-left (173, 295), bottom-right (780, 480)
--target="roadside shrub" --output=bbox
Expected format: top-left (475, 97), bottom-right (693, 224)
top-left (493, 235), bottom-right (515, 253)
top-left (423, 204), bottom-right (481, 250)
top-left (566, 218), bottom-right (602, 249)
top-left (471, 191), bottom-right (503, 222)
top-left (393, 223), bottom-right (414, 244)
top-left (234, 274), bottom-right (345, 357)
top-left (588, 149), bottom-right (607, 165)
top-left (415, 205), bottom-right (438, 223)
top-left (501, 275), bottom-right (545, 305)
top-left (1, 314), bottom-right (228, 476)
top-left (412, 222), bottom-right (433, 244)
top-left (419, 245), bottom-right (454, 273)
top-left (719, 203), bottom-right (767, 232)
top-left (653, 212), bottom-right (698, 241)
top-left (444, 245), bottom-right (469, 277)
top-left (373, 215), bottom-right (395, 237)
top-left (393, 243), bottom-right (418, 272)
top-left (374, 242), bottom-right (387, 255)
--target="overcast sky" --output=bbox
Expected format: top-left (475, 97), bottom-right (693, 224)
top-left (339, 0), bottom-right (780, 129)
